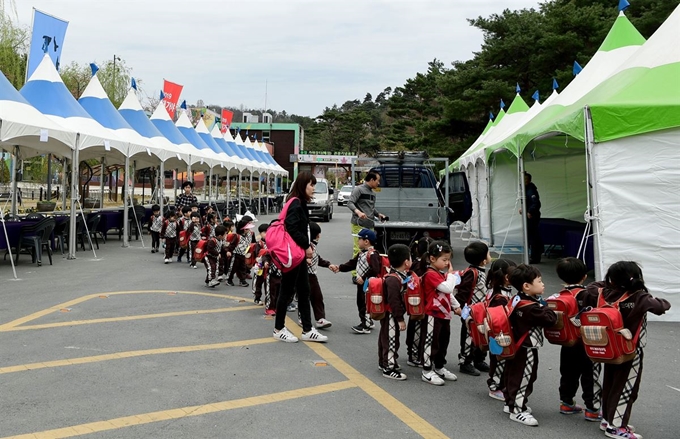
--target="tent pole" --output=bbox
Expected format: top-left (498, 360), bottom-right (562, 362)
top-left (122, 154), bottom-right (130, 248)
top-left (584, 106), bottom-right (604, 280)
top-left (484, 161), bottom-right (492, 246)
top-left (249, 170), bottom-right (253, 211)
top-left (62, 158), bottom-right (68, 211)
top-left (226, 168), bottom-right (231, 217)
top-left (67, 137), bottom-right (80, 260)
top-left (173, 168), bottom-right (178, 201)
top-left (100, 157), bottom-right (105, 209)
top-left (159, 160), bottom-right (165, 215)
top-left (47, 154), bottom-right (52, 202)
top-left (10, 146), bottom-right (18, 215)
top-left (518, 155), bottom-right (529, 265)
top-left (238, 170), bottom-right (243, 215)
top-left (209, 167), bottom-right (213, 202)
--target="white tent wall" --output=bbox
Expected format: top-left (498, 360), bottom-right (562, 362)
top-left (475, 159), bottom-right (492, 242)
top-left (523, 139), bottom-right (588, 222)
top-left (489, 151), bottom-right (523, 249)
top-left (592, 128), bottom-right (680, 322)
top-left (464, 163), bottom-right (480, 237)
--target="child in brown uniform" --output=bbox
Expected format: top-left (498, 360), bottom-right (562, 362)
top-left (160, 211), bottom-right (179, 264)
top-left (405, 237), bottom-right (432, 367)
top-left (204, 225), bottom-right (226, 287)
top-left (305, 222), bottom-right (332, 329)
top-left (585, 261), bottom-right (671, 439)
top-left (504, 264), bottom-right (557, 427)
top-left (377, 244), bottom-right (413, 381)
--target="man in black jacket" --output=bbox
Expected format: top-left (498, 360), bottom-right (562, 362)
top-left (524, 172), bottom-right (543, 264)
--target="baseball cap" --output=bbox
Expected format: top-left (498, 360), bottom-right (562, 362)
top-left (352, 228), bottom-right (377, 244)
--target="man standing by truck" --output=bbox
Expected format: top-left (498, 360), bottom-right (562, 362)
top-left (347, 172), bottom-right (386, 257)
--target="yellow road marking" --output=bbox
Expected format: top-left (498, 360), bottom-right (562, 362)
top-left (288, 318), bottom-right (448, 439)
top-left (1, 381), bottom-right (356, 439)
top-left (0, 338), bottom-right (276, 375)
top-left (0, 306), bottom-right (260, 332)
top-left (0, 290), bottom-right (249, 331)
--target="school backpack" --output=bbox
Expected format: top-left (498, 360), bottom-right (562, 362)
top-left (579, 289), bottom-right (641, 364)
top-left (267, 197), bottom-right (306, 273)
top-left (454, 267), bottom-right (479, 305)
top-left (193, 238), bottom-right (211, 262)
top-left (364, 272), bottom-right (421, 320)
top-left (485, 295), bottom-right (533, 359)
top-left (364, 276), bottom-right (389, 320)
top-left (244, 242), bottom-right (257, 268)
top-left (544, 287), bottom-right (583, 347)
top-left (403, 274), bottom-right (425, 320)
top-left (468, 296), bottom-right (491, 350)
top-left (178, 230), bottom-right (188, 249)
top-left (366, 248), bottom-right (391, 278)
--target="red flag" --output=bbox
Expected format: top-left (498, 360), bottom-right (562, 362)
top-left (221, 109), bottom-right (234, 133)
top-left (162, 79), bottom-right (183, 119)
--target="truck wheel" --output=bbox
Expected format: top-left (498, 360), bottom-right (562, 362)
top-left (323, 213), bottom-right (330, 222)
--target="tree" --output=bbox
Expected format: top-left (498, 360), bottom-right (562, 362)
top-left (60, 61), bottom-right (91, 99)
top-left (0, 12), bottom-right (27, 88)
top-left (96, 57), bottom-right (133, 108)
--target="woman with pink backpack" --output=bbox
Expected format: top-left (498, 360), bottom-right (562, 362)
top-left (271, 172), bottom-right (328, 344)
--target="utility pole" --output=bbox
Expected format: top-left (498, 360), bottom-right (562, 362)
top-left (112, 54), bottom-right (121, 102)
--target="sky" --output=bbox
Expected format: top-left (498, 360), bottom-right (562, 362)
top-left (17, 0), bottom-right (543, 118)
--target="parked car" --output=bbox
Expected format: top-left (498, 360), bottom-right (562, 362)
top-left (336, 184), bottom-right (353, 206)
top-left (307, 178), bottom-right (334, 222)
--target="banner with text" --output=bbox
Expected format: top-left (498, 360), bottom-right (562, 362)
top-left (162, 80), bottom-right (183, 119)
top-left (221, 109), bottom-right (234, 133)
top-left (27, 9), bottom-right (69, 79)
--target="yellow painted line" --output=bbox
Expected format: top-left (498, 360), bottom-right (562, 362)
top-left (1, 381), bottom-right (356, 439)
top-left (0, 290), bottom-right (250, 331)
top-left (0, 338), bottom-right (276, 375)
top-left (0, 306), bottom-right (260, 332)
top-left (287, 318), bottom-right (448, 439)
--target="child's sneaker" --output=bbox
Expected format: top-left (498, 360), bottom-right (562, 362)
top-left (225, 280), bottom-right (235, 287)
top-left (504, 405), bottom-right (532, 414)
top-left (382, 369), bottom-right (407, 381)
top-left (474, 361), bottom-right (490, 372)
top-left (151, 249), bottom-right (156, 253)
top-left (605, 426), bottom-right (641, 439)
top-left (217, 275), bottom-right (224, 281)
top-left (264, 309), bottom-right (276, 316)
top-left (316, 318), bottom-right (332, 329)
top-left (164, 258), bottom-right (170, 264)
top-left (406, 359), bottom-right (422, 367)
top-left (435, 367), bottom-right (458, 381)
top-left (559, 401), bottom-right (583, 415)
top-left (208, 279), bottom-right (220, 288)
top-left (301, 328), bottom-right (328, 343)
top-left (273, 327), bottom-right (298, 343)
top-left (239, 280), bottom-right (249, 287)
top-left (421, 370), bottom-right (445, 386)
top-left (488, 389), bottom-right (505, 401)
top-left (365, 316), bottom-right (375, 329)
top-left (459, 363), bottom-right (480, 376)
top-left (584, 409), bottom-right (602, 422)
top-left (351, 324), bottom-right (371, 334)
top-left (254, 299), bottom-right (262, 305)
top-left (509, 411), bottom-right (538, 426)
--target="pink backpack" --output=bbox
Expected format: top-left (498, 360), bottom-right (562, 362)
top-left (267, 197), bottom-right (306, 273)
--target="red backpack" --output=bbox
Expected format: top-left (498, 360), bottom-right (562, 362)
top-left (579, 289), bottom-right (641, 364)
top-left (178, 230), bottom-right (189, 249)
top-left (469, 295), bottom-right (491, 350)
top-left (192, 238), bottom-right (211, 262)
top-left (366, 248), bottom-right (390, 278)
top-left (267, 198), bottom-right (307, 273)
top-left (486, 296), bottom-right (533, 359)
top-left (544, 287), bottom-right (583, 346)
top-left (364, 276), bottom-right (390, 320)
top-left (454, 267), bottom-right (479, 305)
top-left (403, 274), bottom-right (425, 320)
top-left (364, 272), bottom-right (423, 321)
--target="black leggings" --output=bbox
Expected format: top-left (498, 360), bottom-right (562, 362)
top-left (275, 263), bottom-right (313, 332)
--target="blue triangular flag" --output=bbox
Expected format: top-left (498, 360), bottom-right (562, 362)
top-left (488, 337), bottom-right (503, 355)
top-left (253, 133), bottom-right (257, 140)
top-left (89, 63), bottom-right (99, 77)
top-left (532, 90), bottom-right (540, 102)
top-left (489, 111), bottom-right (495, 120)
top-left (131, 77), bottom-right (137, 90)
top-left (245, 130), bottom-right (249, 136)
top-left (160, 90), bottom-right (165, 100)
top-left (573, 61), bottom-right (583, 76)
top-left (552, 78), bottom-right (559, 90)
top-left (180, 100), bottom-right (187, 110)
top-left (619, 0), bottom-right (630, 12)
top-left (516, 83), bottom-right (521, 93)
top-left (500, 99), bottom-right (506, 110)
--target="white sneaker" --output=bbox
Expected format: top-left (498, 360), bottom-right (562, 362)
top-left (421, 370), bottom-right (445, 386)
top-left (164, 258), bottom-right (170, 264)
top-left (504, 405), bottom-right (532, 414)
top-left (509, 411), bottom-right (538, 426)
top-left (273, 327), bottom-right (298, 343)
top-left (435, 367), bottom-right (458, 381)
top-left (316, 318), bottom-right (332, 329)
top-left (217, 275), bottom-right (224, 281)
top-left (488, 389), bottom-right (505, 401)
top-left (208, 279), bottom-right (220, 287)
top-left (301, 327), bottom-right (328, 343)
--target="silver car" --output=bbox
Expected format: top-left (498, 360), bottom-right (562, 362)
top-left (336, 185), bottom-right (353, 206)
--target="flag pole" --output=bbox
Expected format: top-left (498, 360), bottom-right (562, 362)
top-left (24, 8), bottom-right (36, 84)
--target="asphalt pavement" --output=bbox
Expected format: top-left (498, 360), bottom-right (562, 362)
top-left (0, 209), bottom-right (678, 439)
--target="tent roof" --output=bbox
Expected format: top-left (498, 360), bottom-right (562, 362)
top-left (175, 111), bottom-right (223, 168)
top-left (149, 103), bottom-right (207, 168)
top-left (118, 89), bottom-right (188, 166)
top-left (195, 118), bottom-right (238, 168)
top-left (0, 71), bottom-right (75, 158)
top-left (20, 55), bottom-right (127, 159)
top-left (209, 125), bottom-right (247, 171)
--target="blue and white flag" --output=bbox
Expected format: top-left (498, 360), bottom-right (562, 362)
top-left (553, 78), bottom-right (559, 90)
top-left (573, 61), bottom-right (583, 76)
top-left (89, 63), bottom-right (99, 77)
top-left (500, 99), bottom-right (506, 110)
top-left (516, 83), bottom-right (521, 93)
top-left (532, 90), bottom-right (540, 102)
top-left (26, 9), bottom-right (69, 79)
top-left (131, 78), bottom-right (137, 90)
top-left (619, 0), bottom-right (630, 12)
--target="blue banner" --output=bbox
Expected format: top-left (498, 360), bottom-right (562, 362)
top-left (27, 9), bottom-right (69, 79)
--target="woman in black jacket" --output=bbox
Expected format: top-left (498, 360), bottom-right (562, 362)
top-left (273, 172), bottom-right (328, 343)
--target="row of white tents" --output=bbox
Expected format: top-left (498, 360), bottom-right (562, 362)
top-left (0, 54), bottom-right (288, 265)
top-left (443, 6), bottom-right (680, 321)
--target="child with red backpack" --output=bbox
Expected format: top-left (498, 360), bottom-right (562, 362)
top-left (251, 223), bottom-right (269, 305)
top-left (548, 258), bottom-right (602, 421)
top-left (583, 261), bottom-right (670, 439)
top-left (160, 211), bottom-right (179, 264)
top-left (204, 225), bottom-right (226, 287)
top-left (455, 241), bottom-right (492, 376)
top-left (335, 228), bottom-right (383, 334)
top-left (420, 241), bottom-right (462, 386)
top-left (483, 258), bottom-right (517, 401)
top-left (503, 264), bottom-right (557, 426)
top-left (225, 216), bottom-right (255, 287)
top-left (185, 212), bottom-right (203, 269)
top-left (375, 243), bottom-right (414, 381)
top-left (405, 237), bottom-right (432, 367)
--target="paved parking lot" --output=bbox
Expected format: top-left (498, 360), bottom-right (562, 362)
top-left (1, 210), bottom-right (678, 438)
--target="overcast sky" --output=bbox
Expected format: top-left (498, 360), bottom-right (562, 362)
top-left (17, 0), bottom-right (542, 117)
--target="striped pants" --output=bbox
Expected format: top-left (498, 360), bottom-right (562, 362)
top-left (378, 312), bottom-right (401, 371)
top-left (504, 347), bottom-right (539, 414)
top-left (602, 347), bottom-right (643, 427)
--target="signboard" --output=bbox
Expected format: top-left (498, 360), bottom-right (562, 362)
top-left (297, 154), bottom-right (355, 164)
